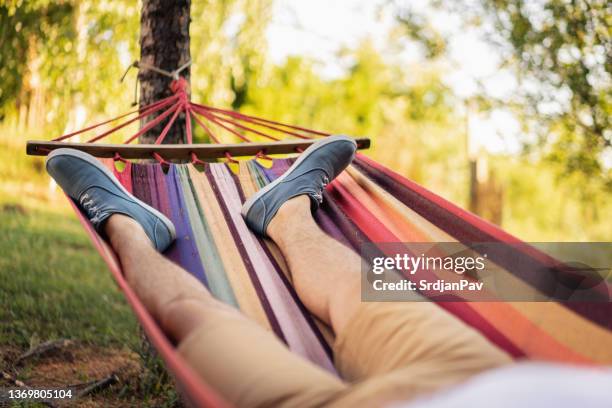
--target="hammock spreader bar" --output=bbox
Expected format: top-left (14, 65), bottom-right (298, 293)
top-left (26, 77), bottom-right (370, 161)
top-left (26, 138), bottom-right (371, 160)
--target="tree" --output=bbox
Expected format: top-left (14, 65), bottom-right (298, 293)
top-left (0, 1), bottom-right (138, 134)
top-left (189, 0), bottom-right (271, 107)
top-left (480, 0), bottom-right (610, 189)
top-left (394, 0), bottom-right (611, 190)
top-left (138, 0), bottom-right (191, 144)
top-left (0, 1), bottom-right (74, 119)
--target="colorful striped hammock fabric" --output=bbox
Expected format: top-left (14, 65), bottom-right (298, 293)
top-left (74, 153), bottom-right (611, 407)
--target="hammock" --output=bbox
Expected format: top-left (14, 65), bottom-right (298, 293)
top-left (27, 78), bottom-right (612, 407)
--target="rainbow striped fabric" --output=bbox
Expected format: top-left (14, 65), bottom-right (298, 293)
top-left (98, 154), bottom-right (611, 372)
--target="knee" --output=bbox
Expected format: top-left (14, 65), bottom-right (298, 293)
top-left (159, 295), bottom-right (241, 342)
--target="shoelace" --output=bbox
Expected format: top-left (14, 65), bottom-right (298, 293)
top-left (79, 193), bottom-right (102, 223)
top-left (312, 175), bottom-right (330, 204)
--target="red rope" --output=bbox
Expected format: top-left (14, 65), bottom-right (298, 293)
top-left (86, 98), bottom-right (178, 143)
top-left (197, 108), bottom-right (281, 141)
top-left (54, 95), bottom-right (178, 142)
top-left (185, 107), bottom-right (193, 144)
top-left (152, 152), bottom-right (171, 165)
top-left (154, 103), bottom-right (184, 144)
top-left (192, 106), bottom-right (253, 143)
top-left (122, 102), bottom-right (181, 144)
top-left (190, 151), bottom-right (206, 165)
top-left (193, 102), bottom-right (330, 137)
top-left (205, 109), bottom-right (313, 140)
top-left (255, 150), bottom-right (273, 161)
top-left (191, 111), bottom-right (221, 143)
top-left (224, 151), bottom-right (239, 163)
top-left (113, 152), bottom-right (128, 163)
top-left (49, 73), bottom-right (336, 164)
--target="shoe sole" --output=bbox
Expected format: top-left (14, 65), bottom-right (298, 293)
top-left (46, 148), bottom-right (177, 241)
top-left (241, 135), bottom-right (357, 218)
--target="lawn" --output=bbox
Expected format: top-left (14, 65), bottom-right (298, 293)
top-left (0, 141), bottom-right (179, 407)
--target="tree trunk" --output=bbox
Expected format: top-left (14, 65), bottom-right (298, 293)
top-left (139, 0), bottom-right (191, 144)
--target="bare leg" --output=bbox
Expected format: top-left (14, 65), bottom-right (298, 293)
top-left (104, 214), bottom-right (346, 407)
top-left (267, 195), bottom-right (362, 334)
top-left (105, 197), bottom-right (362, 339)
top-left (266, 195), bottom-right (512, 397)
top-left (104, 214), bottom-right (242, 342)
top-left (102, 202), bottom-right (508, 408)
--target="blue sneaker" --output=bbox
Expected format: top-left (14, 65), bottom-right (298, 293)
top-left (46, 148), bottom-right (176, 252)
top-left (241, 135), bottom-right (357, 236)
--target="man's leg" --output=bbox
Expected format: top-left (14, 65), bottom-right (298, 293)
top-left (267, 195), bottom-right (361, 335)
top-left (239, 135), bottom-right (511, 398)
top-left (265, 194), bottom-right (512, 404)
top-left (105, 214), bottom-right (347, 408)
top-left (104, 214), bottom-right (234, 341)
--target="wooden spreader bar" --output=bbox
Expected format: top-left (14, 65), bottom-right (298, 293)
top-left (27, 138), bottom-right (371, 160)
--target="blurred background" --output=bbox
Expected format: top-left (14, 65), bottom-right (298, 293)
top-left (0, 0), bottom-right (610, 405)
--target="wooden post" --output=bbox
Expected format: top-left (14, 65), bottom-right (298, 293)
top-left (469, 159), bottom-right (479, 214)
top-left (465, 99), bottom-right (503, 225)
top-left (139, 0), bottom-right (191, 144)
top-left (468, 155), bottom-right (504, 225)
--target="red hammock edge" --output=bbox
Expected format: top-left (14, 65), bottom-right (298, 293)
top-left (69, 198), bottom-right (231, 407)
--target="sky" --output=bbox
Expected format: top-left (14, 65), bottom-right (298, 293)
top-left (266, 0), bottom-right (522, 155)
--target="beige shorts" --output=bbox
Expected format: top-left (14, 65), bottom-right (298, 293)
top-left (178, 302), bottom-right (511, 407)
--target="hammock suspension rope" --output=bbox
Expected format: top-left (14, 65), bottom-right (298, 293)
top-left (27, 66), bottom-right (370, 162)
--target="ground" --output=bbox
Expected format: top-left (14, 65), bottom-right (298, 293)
top-left (0, 144), bottom-right (179, 407)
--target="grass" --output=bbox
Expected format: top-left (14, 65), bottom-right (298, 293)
top-left (0, 138), bottom-right (180, 406)
top-left (0, 205), bottom-right (137, 347)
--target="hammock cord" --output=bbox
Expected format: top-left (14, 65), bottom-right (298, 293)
top-left (51, 72), bottom-right (331, 165)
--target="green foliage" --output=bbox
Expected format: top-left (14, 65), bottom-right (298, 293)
top-left (396, 0), bottom-right (611, 190)
top-left (243, 42), bottom-right (458, 152)
top-left (189, 0), bottom-right (271, 110)
top-left (0, 0), bottom-right (139, 138)
top-left (0, 0), bottom-right (74, 114)
top-left (396, 6), bottom-right (447, 58)
top-left (492, 156), bottom-right (612, 240)
top-left (482, 0), bottom-right (611, 190)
